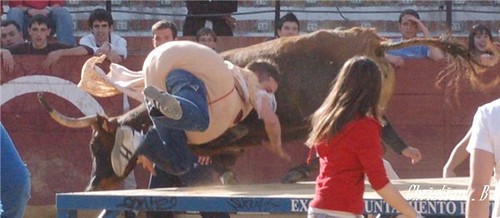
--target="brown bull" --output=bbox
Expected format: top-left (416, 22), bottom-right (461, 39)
top-left (40, 27), bottom-right (498, 191)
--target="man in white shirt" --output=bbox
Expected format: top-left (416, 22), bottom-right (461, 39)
top-left (466, 98), bottom-right (500, 217)
top-left (79, 8), bottom-right (127, 64)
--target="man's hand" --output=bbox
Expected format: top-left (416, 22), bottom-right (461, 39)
top-left (402, 146), bottom-right (422, 164)
top-left (407, 15), bottom-right (430, 36)
top-left (105, 51), bottom-right (123, 63)
top-left (44, 50), bottom-right (63, 68)
top-left (1, 49), bottom-right (15, 72)
top-left (137, 155), bottom-right (156, 176)
top-left (385, 54), bottom-right (405, 67)
top-left (96, 42), bottom-right (111, 56)
top-left (198, 155), bottom-right (212, 165)
top-left (261, 139), bottom-right (291, 162)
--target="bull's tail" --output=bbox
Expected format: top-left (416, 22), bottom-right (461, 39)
top-left (378, 37), bottom-right (500, 105)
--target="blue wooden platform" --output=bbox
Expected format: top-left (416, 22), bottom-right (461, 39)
top-left (56, 177), bottom-right (493, 217)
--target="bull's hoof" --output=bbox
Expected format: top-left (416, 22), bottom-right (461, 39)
top-left (220, 171), bottom-right (238, 185)
top-left (280, 164), bottom-right (313, 184)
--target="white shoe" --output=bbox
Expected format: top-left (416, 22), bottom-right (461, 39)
top-left (143, 86), bottom-right (182, 120)
top-left (111, 125), bottom-right (143, 177)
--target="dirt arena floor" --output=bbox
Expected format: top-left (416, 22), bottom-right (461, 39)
top-left (25, 205), bottom-right (302, 218)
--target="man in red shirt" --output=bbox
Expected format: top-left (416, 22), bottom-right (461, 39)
top-left (6, 0), bottom-right (75, 46)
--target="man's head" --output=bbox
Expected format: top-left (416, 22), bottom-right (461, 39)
top-left (88, 8), bottom-right (114, 44)
top-left (246, 60), bottom-right (280, 93)
top-left (277, 13), bottom-right (300, 38)
top-left (151, 20), bottom-right (177, 48)
top-left (398, 9), bottom-right (420, 39)
top-left (1, 20), bottom-right (24, 48)
top-left (196, 27), bottom-right (217, 50)
top-left (28, 15), bottom-right (51, 49)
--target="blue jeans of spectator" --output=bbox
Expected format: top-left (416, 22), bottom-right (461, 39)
top-left (1, 123), bottom-right (31, 218)
top-left (7, 7), bottom-right (76, 46)
top-left (139, 69), bottom-right (210, 176)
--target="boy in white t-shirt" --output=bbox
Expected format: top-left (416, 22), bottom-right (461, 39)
top-left (79, 8), bottom-right (127, 64)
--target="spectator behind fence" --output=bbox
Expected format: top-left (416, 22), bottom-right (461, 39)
top-left (1, 20), bottom-right (25, 48)
top-left (1, 122), bottom-right (31, 218)
top-left (277, 12), bottom-right (300, 38)
top-left (183, 0), bottom-right (237, 37)
top-left (79, 8), bottom-right (127, 64)
top-left (6, 15), bottom-right (93, 68)
top-left (195, 27), bottom-right (217, 50)
top-left (151, 19), bottom-right (177, 48)
top-left (6, 0), bottom-right (76, 46)
top-left (385, 9), bottom-right (444, 67)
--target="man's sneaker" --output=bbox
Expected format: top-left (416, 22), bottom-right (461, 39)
top-left (143, 86), bottom-right (182, 120)
top-left (111, 125), bottom-right (144, 177)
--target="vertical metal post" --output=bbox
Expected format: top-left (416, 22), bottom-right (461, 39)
top-left (106, 0), bottom-right (112, 13)
top-left (445, 0), bottom-right (452, 30)
top-left (275, 0), bottom-right (281, 37)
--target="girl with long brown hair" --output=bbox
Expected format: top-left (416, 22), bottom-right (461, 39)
top-left (306, 56), bottom-right (419, 218)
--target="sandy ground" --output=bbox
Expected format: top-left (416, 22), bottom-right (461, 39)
top-left (25, 205), bottom-right (302, 218)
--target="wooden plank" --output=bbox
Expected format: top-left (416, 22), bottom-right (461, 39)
top-left (56, 177), bottom-right (495, 217)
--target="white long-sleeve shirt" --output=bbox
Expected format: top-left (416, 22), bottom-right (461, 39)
top-left (79, 33), bottom-right (127, 58)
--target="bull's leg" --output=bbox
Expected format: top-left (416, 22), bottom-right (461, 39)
top-left (281, 157), bottom-right (319, 184)
top-left (192, 124), bottom-right (249, 185)
top-left (211, 154), bottom-right (239, 185)
top-left (280, 117), bottom-right (408, 183)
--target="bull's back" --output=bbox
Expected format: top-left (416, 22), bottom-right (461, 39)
top-left (222, 28), bottom-right (388, 127)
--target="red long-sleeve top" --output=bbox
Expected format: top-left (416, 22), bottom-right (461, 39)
top-left (309, 116), bottom-right (390, 215)
top-left (8, 0), bottom-right (64, 9)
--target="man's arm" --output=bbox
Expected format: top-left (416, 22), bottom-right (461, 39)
top-left (44, 46), bottom-right (93, 67)
top-left (443, 129), bottom-right (471, 178)
top-left (385, 53), bottom-right (404, 67)
top-left (467, 149), bottom-right (494, 218)
top-left (259, 95), bottom-right (290, 161)
top-left (409, 16), bottom-right (444, 61)
top-left (79, 36), bottom-right (99, 54)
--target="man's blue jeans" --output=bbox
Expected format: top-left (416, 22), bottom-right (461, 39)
top-left (140, 69), bottom-right (209, 175)
top-left (1, 123), bottom-right (31, 218)
top-left (7, 7), bottom-right (76, 46)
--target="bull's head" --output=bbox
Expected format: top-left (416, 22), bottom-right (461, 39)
top-left (38, 93), bottom-right (149, 191)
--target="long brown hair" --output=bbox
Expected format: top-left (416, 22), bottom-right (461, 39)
top-left (305, 56), bottom-right (382, 147)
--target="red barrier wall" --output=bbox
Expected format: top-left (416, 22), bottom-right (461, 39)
top-left (1, 43), bottom-right (499, 206)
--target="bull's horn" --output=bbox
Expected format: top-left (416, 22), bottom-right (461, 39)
top-left (37, 92), bottom-right (97, 128)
